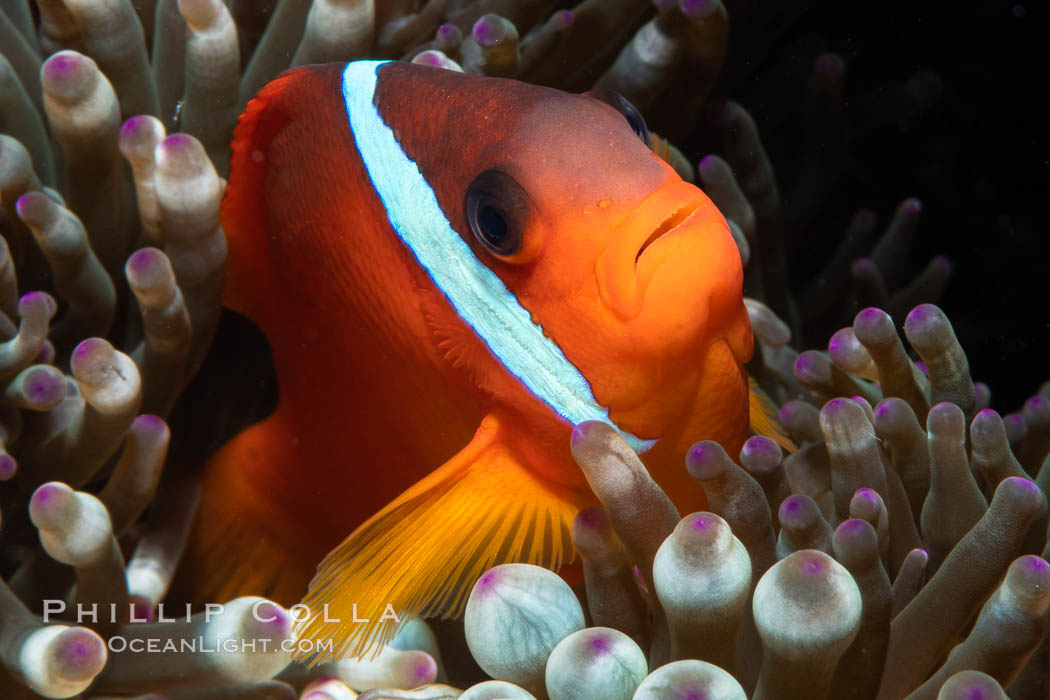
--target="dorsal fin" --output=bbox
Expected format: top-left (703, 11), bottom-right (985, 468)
top-left (220, 67), bottom-right (314, 319)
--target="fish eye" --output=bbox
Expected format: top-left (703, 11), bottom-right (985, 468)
top-left (464, 170), bottom-right (530, 258)
top-left (590, 89), bottom-right (649, 144)
top-left (476, 203), bottom-right (508, 246)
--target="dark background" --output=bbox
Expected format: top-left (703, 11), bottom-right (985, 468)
top-left (714, 0), bottom-right (1049, 412)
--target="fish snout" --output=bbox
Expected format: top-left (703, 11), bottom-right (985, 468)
top-left (596, 181), bottom-right (728, 322)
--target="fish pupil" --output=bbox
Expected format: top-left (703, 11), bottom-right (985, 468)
top-left (478, 203), bottom-right (508, 246)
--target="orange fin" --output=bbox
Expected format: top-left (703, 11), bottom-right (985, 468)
top-left (221, 67), bottom-right (313, 319)
top-left (293, 414), bottom-right (580, 663)
top-left (174, 414), bottom-right (318, 607)
top-left (749, 375), bottom-right (797, 452)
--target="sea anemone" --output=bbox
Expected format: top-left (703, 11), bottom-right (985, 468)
top-left (440, 296), bottom-right (1050, 698)
top-left (1, 1), bottom-right (1046, 698)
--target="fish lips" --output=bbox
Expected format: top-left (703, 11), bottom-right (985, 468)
top-left (596, 181), bottom-right (733, 327)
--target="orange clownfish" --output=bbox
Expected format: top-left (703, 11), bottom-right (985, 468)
top-left (181, 60), bottom-right (780, 659)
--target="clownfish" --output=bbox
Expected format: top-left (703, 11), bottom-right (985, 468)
top-left (179, 60), bottom-right (785, 660)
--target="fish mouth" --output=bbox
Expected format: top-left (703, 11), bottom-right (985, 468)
top-left (634, 201), bottom-right (703, 264)
top-left (597, 182), bottom-right (711, 319)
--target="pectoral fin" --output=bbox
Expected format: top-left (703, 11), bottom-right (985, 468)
top-left (749, 375), bottom-right (796, 452)
top-left (293, 414), bottom-right (580, 662)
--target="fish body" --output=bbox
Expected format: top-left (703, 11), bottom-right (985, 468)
top-left (182, 60), bottom-right (759, 658)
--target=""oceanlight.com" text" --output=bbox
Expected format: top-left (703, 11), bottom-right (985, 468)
top-left (106, 636), bottom-right (334, 654)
